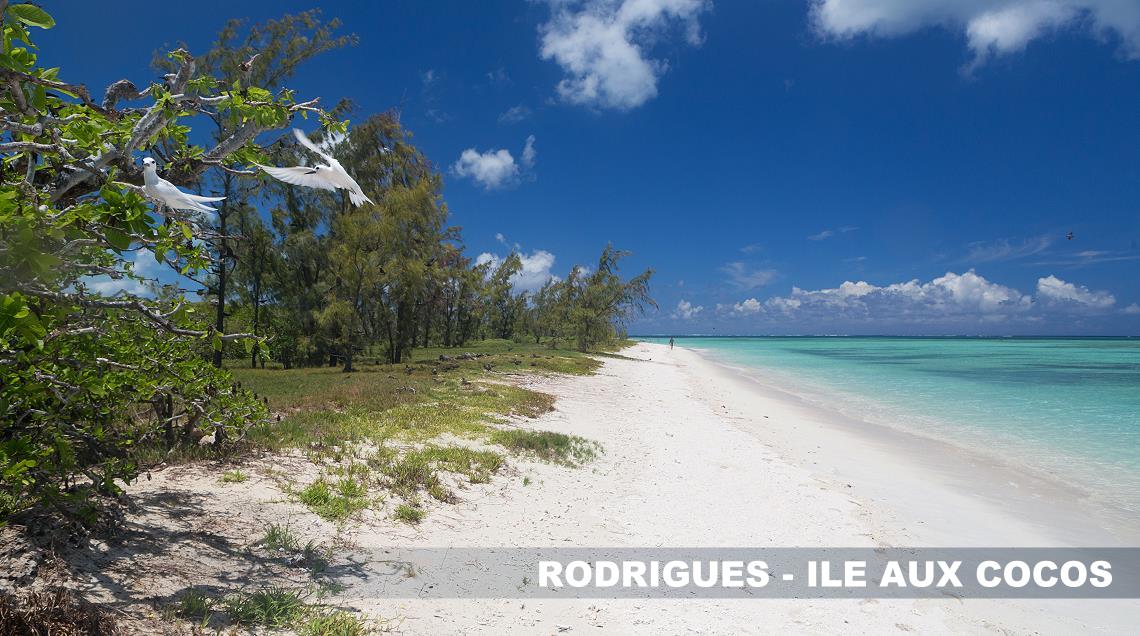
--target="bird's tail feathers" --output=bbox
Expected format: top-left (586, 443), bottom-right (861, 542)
top-left (349, 190), bottom-right (373, 207)
top-left (184, 193), bottom-right (226, 203)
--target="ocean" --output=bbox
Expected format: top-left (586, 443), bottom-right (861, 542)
top-left (639, 337), bottom-right (1140, 513)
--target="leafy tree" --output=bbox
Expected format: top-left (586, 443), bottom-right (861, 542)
top-left (0, 4), bottom-right (338, 519)
top-left (569, 246), bottom-right (656, 351)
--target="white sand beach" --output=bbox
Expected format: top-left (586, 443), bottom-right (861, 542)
top-left (78, 342), bottom-right (1140, 633)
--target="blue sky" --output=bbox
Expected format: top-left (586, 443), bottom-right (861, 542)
top-left (41, 1), bottom-right (1140, 335)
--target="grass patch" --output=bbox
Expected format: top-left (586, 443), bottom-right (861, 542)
top-left (297, 479), bottom-right (370, 522)
top-left (262, 522), bottom-right (300, 552)
top-left (489, 429), bottom-right (601, 466)
top-left (230, 338), bottom-right (609, 524)
top-left (393, 503), bottom-right (425, 524)
top-left (174, 588), bottom-right (211, 619)
top-left (222, 587), bottom-right (307, 628)
top-left (219, 469), bottom-right (249, 483)
top-left (300, 609), bottom-right (370, 636)
top-left (375, 446), bottom-right (503, 502)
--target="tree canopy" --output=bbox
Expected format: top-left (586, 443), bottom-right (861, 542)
top-left (0, 4), bottom-right (653, 521)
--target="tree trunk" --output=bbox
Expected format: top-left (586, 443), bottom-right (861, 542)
top-left (212, 194), bottom-right (229, 368)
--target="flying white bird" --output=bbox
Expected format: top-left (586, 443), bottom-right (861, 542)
top-left (256, 128), bottom-right (373, 207)
top-left (140, 157), bottom-right (225, 214)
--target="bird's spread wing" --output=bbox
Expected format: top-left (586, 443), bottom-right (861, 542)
top-left (292, 128), bottom-right (334, 163)
top-left (256, 164), bottom-right (338, 191)
top-left (328, 166), bottom-right (373, 206)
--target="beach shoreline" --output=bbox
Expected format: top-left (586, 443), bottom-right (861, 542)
top-left (360, 341), bottom-right (1140, 632)
top-left (676, 341), bottom-right (1140, 548)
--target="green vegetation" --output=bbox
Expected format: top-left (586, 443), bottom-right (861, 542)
top-left (296, 478), bottom-right (371, 522)
top-left (300, 610), bottom-right (370, 636)
top-left (489, 430), bottom-right (602, 466)
top-left (261, 522), bottom-right (300, 552)
top-left (393, 503), bottom-right (425, 524)
top-left (174, 588), bottom-right (212, 620)
top-left (222, 587), bottom-right (308, 628)
top-left (2, 4), bottom-right (646, 528)
top-left (219, 469), bottom-right (249, 484)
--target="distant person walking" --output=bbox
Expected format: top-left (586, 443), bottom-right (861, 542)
top-left (669, 337), bottom-right (675, 350)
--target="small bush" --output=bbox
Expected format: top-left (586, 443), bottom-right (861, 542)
top-left (393, 503), bottom-right (425, 524)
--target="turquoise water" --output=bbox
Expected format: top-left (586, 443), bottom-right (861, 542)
top-left (640, 337), bottom-right (1140, 511)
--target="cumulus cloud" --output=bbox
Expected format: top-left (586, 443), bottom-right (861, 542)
top-left (721, 262), bottom-right (778, 289)
top-left (452, 148), bottom-right (518, 189)
top-left (476, 249), bottom-right (560, 293)
top-left (723, 271), bottom-right (1117, 327)
top-left (79, 249), bottom-right (166, 297)
top-left (732, 297), bottom-right (763, 315)
top-left (673, 299), bottom-right (704, 319)
top-left (1036, 274), bottom-right (1115, 308)
top-left (452, 136), bottom-right (538, 190)
top-left (1124, 304), bottom-right (1140, 315)
top-left (810, 0), bottom-right (1140, 73)
top-left (82, 275), bottom-right (150, 296)
top-left (766, 271), bottom-right (1034, 320)
top-left (538, 0), bottom-right (711, 110)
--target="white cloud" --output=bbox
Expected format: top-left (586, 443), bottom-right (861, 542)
top-left (83, 275), bottom-right (150, 296)
top-left (1036, 274), bottom-right (1115, 308)
top-left (721, 262), bottom-right (778, 289)
top-left (673, 299), bottom-right (704, 319)
top-left (498, 104), bottom-right (533, 124)
top-left (810, 0), bottom-right (1140, 73)
top-left (733, 297), bottom-right (763, 315)
top-left (476, 249), bottom-right (559, 293)
top-left (475, 252), bottom-right (498, 268)
top-left (515, 250), bottom-right (559, 292)
top-left (1123, 304), bottom-right (1140, 315)
top-left (761, 270), bottom-right (1035, 321)
top-left (452, 136), bottom-right (537, 190)
top-left (522, 135), bottom-right (537, 169)
top-left (452, 148), bottom-right (519, 190)
top-left (538, 0), bottom-right (711, 110)
top-left (723, 271), bottom-right (1119, 327)
top-left (80, 248), bottom-right (167, 297)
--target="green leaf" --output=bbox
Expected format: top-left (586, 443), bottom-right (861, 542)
top-left (7, 4), bottom-right (56, 29)
top-left (104, 227), bottom-right (130, 251)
